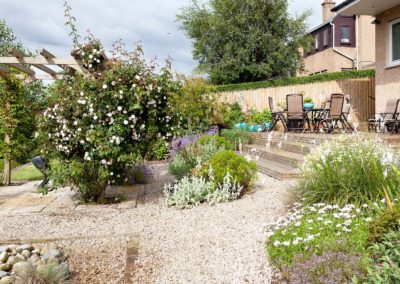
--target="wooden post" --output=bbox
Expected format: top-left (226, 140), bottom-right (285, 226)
top-left (3, 97), bottom-right (11, 185)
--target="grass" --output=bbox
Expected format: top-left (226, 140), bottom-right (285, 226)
top-left (11, 164), bottom-right (44, 181)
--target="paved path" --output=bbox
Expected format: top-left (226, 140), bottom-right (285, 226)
top-left (0, 162), bottom-right (172, 215)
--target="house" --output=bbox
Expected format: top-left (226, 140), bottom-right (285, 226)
top-left (333, 0), bottom-right (400, 113)
top-left (299, 0), bottom-right (375, 76)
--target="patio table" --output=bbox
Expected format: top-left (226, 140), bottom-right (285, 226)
top-left (304, 108), bottom-right (328, 132)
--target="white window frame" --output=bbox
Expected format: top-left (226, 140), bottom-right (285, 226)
top-left (388, 18), bottom-right (400, 68)
top-left (323, 29), bottom-right (329, 47)
top-left (315, 35), bottom-right (319, 50)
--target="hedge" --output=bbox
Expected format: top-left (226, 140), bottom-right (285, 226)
top-left (214, 69), bottom-right (375, 92)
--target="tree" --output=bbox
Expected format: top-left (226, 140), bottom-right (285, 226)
top-left (177, 0), bottom-right (311, 84)
top-left (0, 19), bottom-right (25, 56)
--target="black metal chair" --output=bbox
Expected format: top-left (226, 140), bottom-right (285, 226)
top-left (368, 99), bottom-right (400, 133)
top-left (268, 96), bottom-right (287, 132)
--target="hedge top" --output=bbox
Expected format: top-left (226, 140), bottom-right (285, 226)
top-left (213, 69), bottom-right (375, 93)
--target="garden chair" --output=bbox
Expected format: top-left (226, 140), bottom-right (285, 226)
top-left (315, 94), bottom-right (348, 133)
top-left (341, 102), bottom-right (354, 132)
top-left (286, 94), bottom-right (307, 132)
top-left (268, 97), bottom-right (287, 131)
top-left (368, 99), bottom-right (400, 133)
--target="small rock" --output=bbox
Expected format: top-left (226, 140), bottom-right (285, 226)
top-left (6, 257), bottom-right (15, 266)
top-left (17, 244), bottom-right (33, 252)
top-left (36, 260), bottom-right (46, 266)
top-left (47, 258), bottom-right (59, 265)
top-left (31, 249), bottom-right (40, 255)
top-left (10, 250), bottom-right (16, 256)
top-left (6, 245), bottom-right (16, 251)
top-left (12, 261), bottom-right (30, 274)
top-left (14, 254), bottom-right (25, 261)
top-left (21, 250), bottom-right (31, 259)
top-left (0, 247), bottom-right (9, 254)
top-left (0, 264), bottom-right (11, 271)
top-left (40, 244), bottom-right (58, 256)
top-left (42, 249), bottom-right (61, 260)
top-left (0, 271), bottom-right (9, 278)
top-left (0, 276), bottom-right (13, 284)
top-left (0, 252), bottom-right (8, 263)
top-left (29, 254), bottom-right (40, 264)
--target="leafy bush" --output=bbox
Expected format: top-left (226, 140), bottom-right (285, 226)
top-left (169, 136), bottom-right (226, 179)
top-left (150, 139), bottom-right (169, 160)
top-left (199, 150), bottom-right (256, 190)
top-left (41, 42), bottom-right (180, 203)
top-left (164, 170), bottom-right (242, 209)
top-left (221, 129), bottom-right (251, 150)
top-left (169, 153), bottom-right (192, 180)
top-left (172, 77), bottom-right (217, 132)
top-left (304, 97), bottom-right (313, 103)
top-left (368, 205), bottom-right (400, 244)
top-left (282, 251), bottom-right (366, 284)
top-left (197, 135), bottom-right (232, 150)
top-left (214, 69), bottom-right (375, 92)
top-left (364, 230), bottom-right (400, 283)
top-left (216, 102), bottom-right (245, 127)
top-left (246, 109), bottom-right (272, 124)
top-left (265, 203), bottom-right (370, 268)
top-left (297, 135), bottom-right (400, 206)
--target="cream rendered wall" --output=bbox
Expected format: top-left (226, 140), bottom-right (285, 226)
top-left (375, 5), bottom-right (400, 113)
top-left (358, 15), bottom-right (376, 69)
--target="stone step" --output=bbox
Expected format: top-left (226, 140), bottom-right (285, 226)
top-left (250, 138), bottom-right (313, 154)
top-left (250, 156), bottom-right (301, 180)
top-left (253, 132), bottom-right (333, 145)
top-left (243, 144), bottom-right (305, 167)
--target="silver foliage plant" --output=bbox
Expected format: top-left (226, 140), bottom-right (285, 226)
top-left (164, 167), bottom-right (243, 209)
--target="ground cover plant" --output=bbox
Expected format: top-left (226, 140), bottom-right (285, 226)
top-left (266, 134), bottom-right (400, 283)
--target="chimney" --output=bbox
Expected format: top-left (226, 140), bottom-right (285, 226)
top-left (322, 0), bottom-right (336, 22)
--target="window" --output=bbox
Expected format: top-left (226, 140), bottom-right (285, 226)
top-left (389, 19), bottom-right (400, 66)
top-left (340, 26), bottom-right (350, 44)
top-left (323, 29), bottom-right (329, 47)
top-left (315, 34), bottom-right (320, 50)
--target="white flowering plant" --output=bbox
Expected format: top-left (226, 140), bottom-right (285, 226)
top-left (298, 134), bottom-right (400, 206)
top-left (41, 44), bottom-right (180, 203)
top-left (265, 202), bottom-right (372, 269)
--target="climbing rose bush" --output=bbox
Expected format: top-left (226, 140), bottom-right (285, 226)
top-left (41, 45), bottom-right (181, 202)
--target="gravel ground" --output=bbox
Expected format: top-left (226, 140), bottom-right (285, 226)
top-left (0, 173), bottom-right (294, 284)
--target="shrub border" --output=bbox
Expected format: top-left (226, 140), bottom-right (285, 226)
top-left (214, 70), bottom-right (375, 92)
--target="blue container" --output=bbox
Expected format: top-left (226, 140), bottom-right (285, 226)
top-left (264, 122), bottom-right (273, 131)
top-left (234, 122), bottom-right (248, 130)
top-left (304, 103), bottom-right (314, 110)
top-left (248, 124), bottom-right (262, 132)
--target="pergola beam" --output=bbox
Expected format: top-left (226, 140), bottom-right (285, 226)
top-left (8, 63), bottom-right (35, 75)
top-left (39, 48), bottom-right (74, 74)
top-left (0, 56), bottom-right (85, 66)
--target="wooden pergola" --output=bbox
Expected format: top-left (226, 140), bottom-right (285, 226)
top-left (0, 48), bottom-right (102, 185)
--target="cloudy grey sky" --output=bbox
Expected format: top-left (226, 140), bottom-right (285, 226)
top-left (0, 0), bottom-right (345, 75)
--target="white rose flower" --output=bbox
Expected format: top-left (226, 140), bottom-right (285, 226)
top-left (101, 159), bottom-right (106, 164)
top-left (103, 84), bottom-right (108, 89)
top-left (119, 90), bottom-right (123, 94)
top-left (117, 106), bottom-right (122, 111)
top-left (124, 120), bottom-right (128, 125)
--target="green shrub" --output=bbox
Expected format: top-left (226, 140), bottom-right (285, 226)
top-left (364, 230), bottom-right (400, 283)
top-left (246, 109), bottom-right (272, 124)
top-left (297, 135), bottom-right (400, 206)
top-left (200, 150), bottom-right (256, 190)
top-left (196, 135), bottom-right (232, 150)
top-left (304, 97), bottom-right (313, 103)
top-left (214, 69), bottom-right (375, 92)
top-left (368, 205), bottom-right (400, 244)
top-left (169, 153), bottom-right (192, 179)
top-left (265, 203), bottom-right (370, 269)
top-left (150, 139), bottom-right (169, 160)
top-left (221, 129), bottom-right (251, 150)
top-left (216, 102), bottom-right (245, 127)
top-left (164, 171), bottom-right (242, 209)
top-left (169, 137), bottom-right (225, 179)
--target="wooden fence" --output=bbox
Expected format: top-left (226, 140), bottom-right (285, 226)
top-left (217, 77), bottom-right (375, 122)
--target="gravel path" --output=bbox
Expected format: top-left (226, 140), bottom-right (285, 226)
top-left (0, 174), bottom-right (293, 283)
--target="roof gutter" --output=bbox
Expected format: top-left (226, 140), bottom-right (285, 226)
top-left (331, 0), bottom-right (358, 13)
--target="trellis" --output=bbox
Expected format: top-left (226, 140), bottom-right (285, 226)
top-left (0, 48), bottom-right (103, 185)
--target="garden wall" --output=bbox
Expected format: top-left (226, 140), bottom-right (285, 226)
top-left (217, 77), bottom-right (375, 122)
